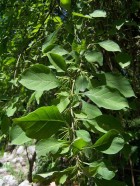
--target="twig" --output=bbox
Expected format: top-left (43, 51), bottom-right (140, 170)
top-left (14, 54), bottom-right (21, 79)
top-left (129, 158), bottom-right (135, 186)
top-left (25, 146), bottom-right (36, 183)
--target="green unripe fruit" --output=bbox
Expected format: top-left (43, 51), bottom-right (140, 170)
top-left (60, 0), bottom-right (71, 12)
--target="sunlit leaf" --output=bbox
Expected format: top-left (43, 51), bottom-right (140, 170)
top-left (19, 64), bottom-right (60, 91)
top-left (76, 130), bottom-right (91, 142)
top-left (90, 10), bottom-right (107, 18)
top-left (47, 53), bottom-right (66, 71)
top-left (36, 138), bottom-right (65, 157)
top-left (84, 86), bottom-right (128, 110)
top-left (98, 40), bottom-right (121, 52)
top-left (10, 125), bottom-right (31, 145)
top-left (13, 106), bottom-right (66, 139)
top-left (85, 51), bottom-right (103, 66)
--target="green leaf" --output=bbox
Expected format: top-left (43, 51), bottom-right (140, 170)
top-left (76, 130), bottom-right (91, 142)
top-left (10, 125), bottom-right (31, 145)
top-left (42, 44), bottom-right (56, 53)
top-left (93, 130), bottom-right (124, 154)
top-left (47, 53), bottom-right (66, 71)
top-left (36, 138), bottom-right (65, 157)
top-left (19, 64), bottom-right (60, 91)
top-left (97, 166), bottom-right (115, 180)
top-left (102, 136), bottom-right (124, 154)
top-left (89, 161), bottom-right (115, 180)
top-left (72, 138), bottom-right (88, 151)
top-left (85, 51), bottom-right (103, 66)
top-left (36, 167), bottom-right (75, 181)
top-left (50, 45), bottom-right (68, 56)
top-left (105, 73), bottom-right (135, 98)
top-left (84, 86), bottom-right (128, 110)
top-left (75, 75), bottom-right (88, 93)
top-left (59, 174), bottom-right (68, 184)
top-left (13, 106), bottom-right (66, 139)
top-left (93, 130), bottom-right (119, 149)
top-left (98, 40), bottom-right (121, 52)
top-left (90, 10), bottom-right (107, 18)
top-left (34, 91), bottom-right (43, 104)
top-left (82, 100), bottom-right (102, 119)
top-left (57, 97), bottom-right (70, 112)
top-left (6, 104), bottom-right (16, 117)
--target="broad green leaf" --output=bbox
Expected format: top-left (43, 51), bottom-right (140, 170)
top-left (84, 86), bottom-right (128, 110)
top-left (6, 104), bottom-right (16, 117)
top-left (85, 120), bottom-right (107, 133)
top-left (89, 72), bottom-right (135, 98)
top-left (42, 44), bottom-right (56, 54)
top-left (82, 166), bottom-right (98, 177)
top-left (47, 53), bottom-right (66, 71)
top-left (59, 174), bottom-right (68, 184)
top-left (115, 52), bottom-right (131, 68)
top-left (82, 100), bottom-right (102, 119)
top-left (75, 112), bottom-right (87, 119)
top-left (72, 138), bottom-right (88, 151)
top-left (34, 91), bottom-right (43, 104)
top-left (10, 125), bottom-right (31, 145)
top-left (89, 161), bottom-right (115, 180)
top-left (19, 64), bottom-right (60, 91)
top-left (93, 130), bottom-right (124, 154)
top-left (36, 138), bottom-right (65, 157)
top-left (50, 45), bottom-right (68, 56)
top-left (13, 106), bottom-right (66, 139)
top-left (90, 10), bottom-right (106, 18)
top-left (36, 171), bottom-right (57, 179)
top-left (36, 167), bottom-right (75, 180)
top-left (86, 115), bottom-right (122, 134)
top-left (105, 73), bottom-right (135, 98)
top-left (76, 130), bottom-right (91, 142)
top-left (75, 75), bottom-right (88, 93)
top-left (93, 130), bottom-right (118, 149)
top-left (57, 97), bottom-right (70, 113)
top-left (85, 51), bottom-right (103, 66)
top-left (98, 40), bottom-right (121, 52)
top-left (97, 166), bottom-right (115, 180)
top-left (102, 136), bottom-right (124, 154)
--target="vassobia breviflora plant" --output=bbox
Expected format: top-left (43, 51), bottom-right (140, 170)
top-left (1, 0), bottom-right (139, 185)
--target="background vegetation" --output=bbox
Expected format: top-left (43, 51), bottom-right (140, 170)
top-left (0, 0), bottom-right (140, 185)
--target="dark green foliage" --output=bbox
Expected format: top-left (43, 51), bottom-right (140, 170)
top-left (0, 0), bottom-right (140, 185)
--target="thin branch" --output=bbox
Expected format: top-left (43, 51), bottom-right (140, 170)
top-left (14, 54), bottom-right (21, 79)
top-left (129, 158), bottom-right (135, 186)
